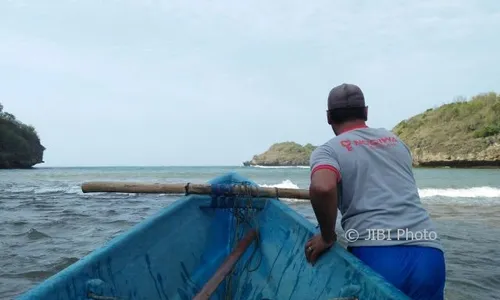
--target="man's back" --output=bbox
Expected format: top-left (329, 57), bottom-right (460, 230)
top-left (312, 126), bottom-right (442, 250)
top-left (306, 83), bottom-right (445, 300)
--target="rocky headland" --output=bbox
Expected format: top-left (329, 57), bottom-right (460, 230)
top-left (244, 92), bottom-right (500, 168)
top-left (0, 103), bottom-right (45, 169)
top-left (243, 142), bottom-right (316, 167)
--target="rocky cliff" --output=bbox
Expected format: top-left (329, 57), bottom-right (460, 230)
top-left (393, 92), bottom-right (500, 167)
top-left (244, 92), bottom-right (500, 168)
top-left (243, 142), bottom-right (316, 166)
top-left (0, 103), bottom-right (45, 169)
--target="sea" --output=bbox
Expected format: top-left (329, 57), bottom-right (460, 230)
top-left (1, 166), bottom-right (499, 299)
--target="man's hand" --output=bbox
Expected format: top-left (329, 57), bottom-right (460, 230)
top-left (304, 233), bottom-right (335, 265)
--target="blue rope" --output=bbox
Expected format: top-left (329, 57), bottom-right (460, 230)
top-left (210, 184), bottom-right (233, 197)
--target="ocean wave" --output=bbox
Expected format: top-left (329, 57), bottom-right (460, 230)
top-left (418, 187), bottom-right (500, 198)
top-left (34, 186), bottom-right (81, 195)
top-left (258, 180), bottom-right (303, 203)
top-left (258, 179), bottom-right (300, 189)
top-left (257, 180), bottom-right (500, 202)
top-left (6, 186), bottom-right (83, 195)
top-left (5, 180), bottom-right (500, 202)
top-left (5, 185), bottom-right (138, 197)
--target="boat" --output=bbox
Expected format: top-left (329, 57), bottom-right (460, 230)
top-left (18, 172), bottom-right (409, 299)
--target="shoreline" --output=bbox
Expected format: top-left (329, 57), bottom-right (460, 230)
top-left (1, 164), bottom-right (499, 170)
top-left (414, 165), bottom-right (500, 170)
top-left (244, 164), bottom-right (500, 170)
top-left (414, 161), bottom-right (500, 168)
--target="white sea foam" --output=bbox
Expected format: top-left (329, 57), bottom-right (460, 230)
top-left (418, 187), bottom-right (500, 198)
top-left (257, 180), bottom-right (500, 203)
top-left (258, 180), bottom-right (304, 203)
top-left (6, 180), bottom-right (500, 203)
top-left (258, 179), bottom-right (300, 189)
top-left (6, 185), bottom-right (136, 197)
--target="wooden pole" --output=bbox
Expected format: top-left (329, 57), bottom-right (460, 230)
top-left (192, 229), bottom-right (258, 300)
top-left (81, 182), bottom-right (311, 200)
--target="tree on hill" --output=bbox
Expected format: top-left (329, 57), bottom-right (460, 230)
top-left (0, 103), bottom-right (45, 169)
top-left (243, 142), bottom-right (317, 166)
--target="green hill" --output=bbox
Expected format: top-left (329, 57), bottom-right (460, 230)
top-left (245, 92), bottom-right (500, 168)
top-left (393, 92), bottom-right (500, 167)
top-left (243, 142), bottom-right (316, 166)
top-left (0, 103), bottom-right (45, 169)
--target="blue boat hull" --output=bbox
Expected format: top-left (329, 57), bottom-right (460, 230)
top-left (18, 172), bottom-right (409, 299)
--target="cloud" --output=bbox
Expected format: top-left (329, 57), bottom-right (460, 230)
top-left (0, 0), bottom-right (499, 166)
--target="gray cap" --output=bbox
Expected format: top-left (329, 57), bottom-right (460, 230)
top-left (327, 83), bottom-right (365, 110)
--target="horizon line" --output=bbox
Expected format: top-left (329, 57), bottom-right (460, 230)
top-left (32, 165), bottom-right (245, 168)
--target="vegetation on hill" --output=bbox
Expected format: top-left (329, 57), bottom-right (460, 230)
top-left (243, 142), bottom-right (316, 166)
top-left (245, 92), bottom-right (499, 168)
top-left (393, 92), bottom-right (500, 167)
top-left (0, 103), bottom-right (45, 169)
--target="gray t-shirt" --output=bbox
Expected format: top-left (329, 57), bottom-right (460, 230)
top-left (310, 126), bottom-right (442, 250)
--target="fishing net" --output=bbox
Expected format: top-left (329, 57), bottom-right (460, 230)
top-left (222, 181), bottom-right (264, 299)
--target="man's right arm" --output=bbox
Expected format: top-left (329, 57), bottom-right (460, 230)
top-left (309, 144), bottom-right (341, 244)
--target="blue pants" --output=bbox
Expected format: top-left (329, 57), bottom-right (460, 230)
top-left (349, 245), bottom-right (446, 300)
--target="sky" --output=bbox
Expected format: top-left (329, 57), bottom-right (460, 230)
top-left (0, 0), bottom-right (499, 167)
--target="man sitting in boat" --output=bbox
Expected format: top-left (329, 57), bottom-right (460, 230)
top-left (305, 83), bottom-right (446, 300)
